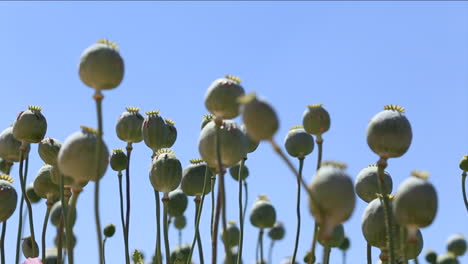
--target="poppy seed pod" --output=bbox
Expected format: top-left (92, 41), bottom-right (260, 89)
top-left (149, 149), bottom-right (182, 194)
top-left (104, 224), bottom-right (116, 238)
top-left (57, 125), bottom-right (109, 186)
top-left (33, 164), bottom-right (60, 199)
top-left (224, 249), bottom-right (242, 264)
top-left (229, 162), bottom-right (249, 182)
top-left (221, 221), bottom-right (240, 248)
top-left (362, 197), bottom-right (395, 249)
top-left (116, 107), bottom-right (144, 143)
top-left (170, 244), bottom-right (192, 264)
top-left (54, 231), bottom-right (77, 249)
top-left (110, 149), bottom-right (128, 172)
top-left (167, 189), bottom-right (188, 217)
top-left (250, 195), bottom-right (276, 229)
top-left (393, 171), bottom-right (437, 237)
top-left (163, 118), bottom-right (177, 148)
top-left (367, 105), bottom-right (412, 159)
top-left (198, 120), bottom-right (247, 170)
top-left (241, 124), bottom-right (259, 154)
top-left (173, 215), bottom-right (186, 230)
top-left (318, 224), bottom-right (345, 248)
top-left (339, 237), bottom-right (350, 251)
top-left (302, 104), bottom-right (330, 136)
top-left (446, 234), bottom-right (467, 257)
top-left (395, 229), bottom-right (424, 260)
top-left (38, 137), bottom-right (61, 166)
top-left (142, 110), bottom-right (168, 152)
top-left (425, 250), bottom-right (437, 263)
top-left (26, 183), bottom-right (41, 204)
top-left (79, 39), bottom-right (124, 91)
top-left (239, 93), bottom-right (279, 141)
top-left (13, 106), bottom-right (47, 144)
top-left (0, 174), bottom-right (17, 221)
top-left (180, 159), bottom-right (213, 196)
top-left (0, 126), bottom-right (30, 162)
top-left (459, 155), bottom-right (468, 172)
top-left (22, 236), bottom-right (39, 258)
top-left (436, 253), bottom-right (459, 264)
top-left (204, 75), bottom-right (245, 119)
top-left (268, 221), bottom-right (285, 241)
top-left (355, 165), bottom-right (393, 203)
top-left (308, 162), bottom-right (355, 238)
top-left (284, 125), bottom-right (314, 158)
top-left (50, 201), bottom-right (77, 227)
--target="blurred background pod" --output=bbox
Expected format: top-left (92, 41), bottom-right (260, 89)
top-left (250, 195), bottom-right (276, 229)
top-left (238, 93), bottom-right (279, 142)
top-left (302, 104), bottom-right (330, 137)
top-left (142, 110), bottom-right (168, 152)
top-left (204, 75), bottom-right (245, 119)
top-left (163, 118), bottom-right (177, 149)
top-left (149, 149), bottom-right (182, 194)
top-left (361, 197), bottom-right (395, 249)
top-left (22, 236), bottom-right (39, 258)
top-left (446, 234), bottom-right (467, 257)
top-left (173, 215), bottom-right (186, 230)
top-left (0, 174), bottom-right (17, 222)
top-left (13, 105), bottom-right (47, 144)
top-left (109, 148), bottom-right (128, 172)
top-left (0, 126), bottom-right (30, 162)
top-left (221, 221), bottom-right (240, 248)
top-left (167, 189), bottom-right (188, 217)
top-left (180, 159), bottom-right (213, 196)
top-left (229, 161), bottom-right (249, 182)
top-left (170, 243), bottom-right (192, 264)
top-left (355, 165), bottom-right (393, 203)
top-left (268, 221), bottom-right (285, 241)
top-left (436, 252), bottom-right (460, 264)
top-left (38, 137), bottom-right (61, 166)
top-left (284, 125), bottom-right (314, 159)
top-left (318, 223), bottom-right (345, 248)
top-left (50, 200), bottom-right (77, 227)
top-left (26, 183), bottom-right (42, 204)
top-left (116, 107), bottom-right (144, 143)
top-left (33, 164), bottom-right (60, 200)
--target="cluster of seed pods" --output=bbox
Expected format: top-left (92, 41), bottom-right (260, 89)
top-left (0, 39), bottom-right (465, 264)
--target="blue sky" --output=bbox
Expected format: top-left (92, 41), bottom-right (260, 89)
top-left (0, 1), bottom-right (467, 263)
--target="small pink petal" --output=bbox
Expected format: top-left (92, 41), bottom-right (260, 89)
top-left (22, 258), bottom-right (42, 264)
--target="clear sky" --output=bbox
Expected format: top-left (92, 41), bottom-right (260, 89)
top-left (0, 1), bottom-right (467, 264)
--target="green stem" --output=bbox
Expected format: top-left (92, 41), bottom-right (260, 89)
top-left (67, 188), bottom-right (81, 264)
top-left (308, 224), bottom-right (319, 264)
top-left (179, 230), bottom-right (182, 246)
top-left (124, 143), bottom-right (133, 264)
top-left (291, 158), bottom-right (304, 263)
top-left (267, 240), bottom-right (274, 264)
top-left (196, 229), bottom-right (204, 264)
top-left (220, 172), bottom-right (231, 264)
top-left (400, 226), bottom-right (407, 264)
top-left (41, 197), bottom-right (53, 262)
top-left (255, 229), bottom-right (260, 262)
top-left (1, 221), bottom-right (6, 264)
top-left (155, 190), bottom-right (162, 264)
top-left (462, 172), bottom-right (468, 212)
top-left (94, 91), bottom-right (104, 264)
top-left (103, 237), bottom-right (107, 264)
top-left (62, 187), bottom-right (71, 264)
top-left (243, 182), bottom-right (248, 230)
top-left (259, 229), bottom-right (264, 264)
top-left (162, 194), bottom-right (170, 264)
top-left (210, 175), bottom-right (216, 237)
top-left (316, 136), bottom-right (323, 171)
top-left (58, 171), bottom-right (66, 264)
top-left (237, 157), bottom-right (246, 264)
top-left (376, 158), bottom-right (395, 264)
top-left (118, 172), bottom-right (129, 264)
top-left (367, 243), bottom-right (372, 264)
top-left (212, 118), bottom-right (225, 264)
top-left (15, 194), bottom-right (25, 264)
top-left (323, 246), bottom-right (331, 264)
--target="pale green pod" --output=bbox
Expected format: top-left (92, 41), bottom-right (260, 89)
top-left (460, 155), bottom-right (468, 171)
top-left (0, 126), bottom-right (29, 162)
top-left (116, 107), bottom-right (144, 143)
top-left (229, 162), bottom-right (249, 181)
top-left (26, 183), bottom-right (41, 204)
top-left (167, 189), bottom-right (188, 217)
top-left (49, 165), bottom-right (73, 187)
top-left (250, 195), bottom-right (276, 229)
top-left (54, 231), bottom-right (77, 249)
top-left (50, 201), bottom-right (77, 227)
top-left (239, 93), bottom-right (279, 141)
top-left (366, 105), bottom-right (412, 159)
top-left (198, 120), bottom-right (247, 170)
top-left (284, 126), bottom-right (314, 158)
top-left (170, 244), bottom-right (192, 264)
top-left (221, 221), bottom-right (240, 248)
top-left (38, 137), bottom-right (62, 166)
top-left (142, 111), bottom-right (168, 152)
top-left (33, 164), bottom-right (60, 199)
top-left (22, 236), bottom-right (39, 258)
top-left (57, 126), bottom-right (109, 186)
top-left (241, 124), bottom-right (259, 154)
top-left (361, 198), bottom-right (393, 249)
top-left (268, 221), bottom-right (285, 241)
top-left (397, 229), bottom-right (423, 260)
top-left (436, 253), bottom-right (459, 264)
top-left (104, 224), bottom-right (116, 237)
top-left (355, 165), bottom-right (393, 203)
top-left (180, 160), bottom-right (213, 196)
top-left (78, 40), bottom-right (124, 90)
top-left (110, 149), bottom-right (128, 172)
top-left (149, 149), bottom-right (182, 194)
top-left (173, 215), bottom-right (186, 230)
top-left (446, 234), bottom-right (467, 257)
top-left (0, 175), bottom-right (17, 221)
top-left (163, 118), bottom-right (177, 148)
top-left (13, 106), bottom-right (47, 144)
top-left (302, 104), bottom-right (330, 136)
top-left (204, 75), bottom-right (245, 119)
top-left (318, 224), bottom-right (345, 248)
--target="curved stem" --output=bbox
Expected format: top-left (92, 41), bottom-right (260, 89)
top-left (118, 172), bottom-right (129, 264)
top-left (259, 229), bottom-right (264, 264)
top-left (376, 158), bottom-right (395, 264)
top-left (316, 136), bottom-right (323, 171)
top-left (124, 143), bottom-right (133, 264)
top-left (15, 194), bottom-right (25, 264)
top-left (323, 246), bottom-right (331, 264)
top-left (58, 172), bottom-right (66, 264)
top-left (308, 224), bottom-right (319, 264)
top-left (62, 187), bottom-right (71, 264)
top-left (243, 182), bottom-right (248, 230)
top-left (462, 172), bottom-right (468, 213)
top-left (367, 243), bottom-right (372, 264)
top-left (291, 158), bottom-right (304, 263)
top-left (210, 175), bottom-right (216, 237)
top-left (237, 157), bottom-right (246, 264)
top-left (41, 198), bottom-right (53, 261)
top-left (67, 187), bottom-right (82, 264)
top-left (220, 172), bottom-right (231, 264)
top-left (103, 237), bottom-right (107, 264)
top-left (1, 221), bottom-right (6, 264)
top-left (94, 91), bottom-right (104, 264)
top-left (162, 194), bottom-right (170, 264)
top-left (154, 190), bottom-right (162, 264)
top-left (400, 226), bottom-right (407, 264)
top-left (268, 240), bottom-right (274, 264)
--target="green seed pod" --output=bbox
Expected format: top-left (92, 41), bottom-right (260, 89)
top-left (0, 175), bottom-right (17, 221)
top-left (50, 201), bottom-right (77, 227)
top-left (38, 137), bottom-right (62, 166)
top-left (198, 120), bottom-right (247, 170)
top-left (308, 162), bottom-right (355, 238)
top-left (170, 244), bottom-right (192, 264)
top-left (303, 251), bottom-right (315, 264)
top-left (104, 224), bottom-right (116, 237)
top-left (173, 215), bottom-right (186, 230)
top-left (221, 221), bottom-right (240, 248)
top-left (267, 221), bottom-right (285, 241)
top-left (238, 93), bottom-right (279, 141)
top-left (78, 39), bottom-right (124, 91)
top-left (436, 253), bottom-right (459, 264)
top-left (425, 250), bottom-right (437, 263)
top-left (49, 165), bottom-right (73, 187)
top-left (446, 234), bottom-right (467, 257)
top-left (229, 162), bottom-right (249, 181)
top-left (284, 125), bottom-right (314, 158)
top-left (355, 165), bottom-right (393, 203)
top-left (116, 107), bottom-right (144, 143)
top-left (339, 237), bottom-right (350, 251)
top-left (366, 105), bottom-right (412, 159)
top-left (204, 75), bottom-right (245, 119)
top-left (393, 171), bottom-right (437, 236)
top-left (149, 149), bottom-right (182, 194)
top-left (110, 149), bottom-right (128, 172)
top-left (241, 124), bottom-right (259, 154)
top-left (13, 106), bottom-right (47, 144)
top-left (0, 126), bottom-right (30, 162)
top-left (33, 164), bottom-right (60, 199)
top-left (180, 159), bottom-right (213, 196)
top-left (362, 197), bottom-right (393, 249)
top-left (57, 126), bottom-right (109, 186)
top-left (142, 111), bottom-right (169, 152)
top-left (54, 231), bottom-right (76, 249)
top-left (223, 249), bottom-right (242, 264)
top-left (302, 104), bottom-right (331, 136)
top-left (459, 155), bottom-right (468, 171)
top-left (164, 119), bottom-right (177, 148)
top-left (250, 195), bottom-right (276, 229)
top-left (167, 189), bottom-right (188, 217)
top-left (26, 183), bottom-right (41, 204)
top-left (318, 224), bottom-right (345, 248)
top-left (22, 236), bottom-right (39, 258)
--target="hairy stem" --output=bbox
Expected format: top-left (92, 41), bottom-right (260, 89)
top-left (291, 158), bottom-right (304, 263)
top-left (94, 91), bottom-right (104, 264)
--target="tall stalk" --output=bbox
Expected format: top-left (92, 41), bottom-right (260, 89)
top-left (124, 142), bottom-right (133, 263)
top-left (267, 240), bottom-right (274, 264)
top-left (462, 172), bottom-right (468, 212)
top-left (237, 157), bottom-right (246, 264)
top-left (154, 190), bottom-right (162, 264)
top-left (67, 187), bottom-right (82, 264)
top-left (376, 158), bottom-right (395, 264)
top-left (93, 91), bottom-right (104, 264)
top-left (367, 243), bottom-right (372, 264)
top-left (41, 197), bottom-right (53, 261)
top-left (259, 229), bottom-right (264, 264)
top-left (118, 171), bottom-right (129, 264)
top-left (162, 194), bottom-right (170, 264)
top-left (15, 193), bottom-right (25, 264)
top-left (57, 171), bottom-right (66, 264)
top-left (1, 221), bottom-right (6, 264)
top-left (291, 158), bottom-right (304, 263)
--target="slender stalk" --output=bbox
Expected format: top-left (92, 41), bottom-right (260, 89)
top-left (178, 230), bottom-right (182, 246)
top-left (212, 174), bottom-right (223, 264)
top-left (220, 173), bottom-right (231, 264)
top-left (57, 217), bottom-right (63, 264)
top-left (308, 224), bottom-right (319, 264)
top-left (103, 237), bottom-right (107, 264)
top-left (376, 158), bottom-right (395, 264)
top-left (400, 227), bottom-right (408, 264)
top-left (118, 171), bottom-right (129, 264)
top-left (62, 187), bottom-right (71, 264)
top-left (343, 250), bottom-right (346, 264)
top-left (192, 198), bottom-right (205, 264)
top-left (243, 181), bottom-right (248, 226)
top-left (15, 194), bottom-right (25, 264)
top-left (414, 257), bottom-right (419, 264)
top-left (124, 142), bottom-right (133, 264)
top-left (67, 187), bottom-right (82, 264)
top-left (267, 240), bottom-right (274, 264)
top-left (154, 190), bottom-right (162, 264)
top-left (291, 158), bottom-right (304, 263)
top-left (196, 229), bottom-right (204, 264)
top-left (367, 243), bottom-right (372, 264)
top-left (93, 91), bottom-right (104, 264)
top-left (41, 197), bottom-right (53, 261)
top-left (237, 157), bottom-right (246, 264)
top-left (162, 194), bottom-right (171, 264)
top-left (316, 136), bottom-right (323, 171)
top-left (255, 230), bottom-right (261, 263)
top-left (462, 172), bottom-right (468, 212)
top-left (323, 246), bottom-right (331, 264)
top-left (1, 221), bottom-right (6, 264)
top-left (259, 229), bottom-right (264, 264)
top-left (210, 175), bottom-right (216, 237)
